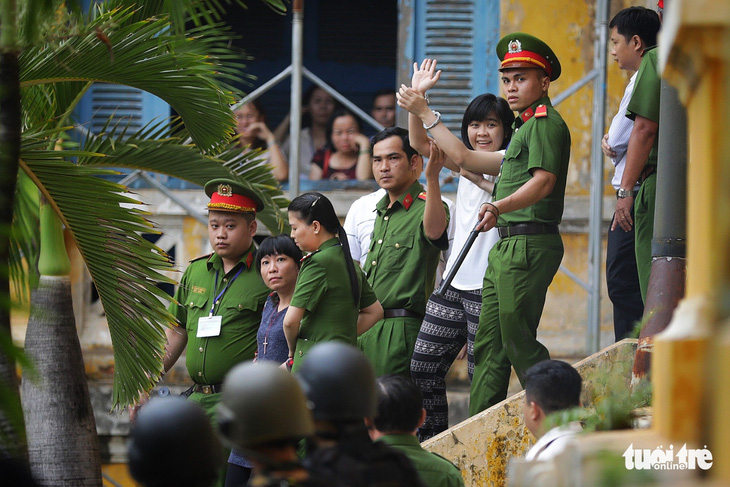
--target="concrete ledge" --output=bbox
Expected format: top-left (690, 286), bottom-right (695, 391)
top-left (422, 339), bottom-right (638, 487)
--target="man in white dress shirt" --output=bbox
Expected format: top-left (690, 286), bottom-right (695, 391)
top-left (602, 7), bottom-right (661, 341)
top-left (523, 360), bottom-right (582, 461)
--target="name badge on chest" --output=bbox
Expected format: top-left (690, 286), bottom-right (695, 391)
top-left (197, 315), bottom-right (222, 337)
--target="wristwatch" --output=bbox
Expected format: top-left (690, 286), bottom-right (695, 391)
top-left (617, 188), bottom-right (635, 199)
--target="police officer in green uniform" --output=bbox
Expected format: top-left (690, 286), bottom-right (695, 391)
top-left (611, 34), bottom-right (661, 302)
top-left (469, 33), bottom-right (571, 415)
top-left (285, 192), bottom-right (383, 372)
top-left (163, 178), bottom-right (270, 485)
top-left (366, 375), bottom-right (465, 487)
top-left (358, 127), bottom-right (450, 377)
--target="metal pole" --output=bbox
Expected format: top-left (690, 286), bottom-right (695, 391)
top-left (552, 69), bottom-right (599, 106)
top-left (289, 0), bottom-right (304, 199)
top-left (586, 0), bottom-right (609, 354)
top-left (302, 68), bottom-right (384, 133)
top-left (232, 65), bottom-right (294, 111)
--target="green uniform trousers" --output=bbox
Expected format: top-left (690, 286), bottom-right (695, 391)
top-left (469, 233), bottom-right (563, 415)
top-left (358, 316), bottom-right (422, 377)
top-left (634, 172), bottom-right (656, 303)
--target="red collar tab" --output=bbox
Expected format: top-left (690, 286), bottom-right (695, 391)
top-left (246, 252), bottom-right (253, 268)
top-left (403, 193), bottom-right (414, 210)
top-left (520, 107), bottom-right (535, 123)
top-left (535, 105), bottom-right (548, 118)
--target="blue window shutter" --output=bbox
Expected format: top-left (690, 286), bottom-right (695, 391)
top-left (86, 84), bottom-right (169, 135)
top-left (412, 0), bottom-right (501, 133)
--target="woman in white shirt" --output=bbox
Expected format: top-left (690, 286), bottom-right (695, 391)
top-left (400, 61), bottom-right (515, 440)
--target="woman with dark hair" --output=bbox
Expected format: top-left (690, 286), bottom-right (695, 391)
top-left (310, 109), bottom-right (372, 181)
top-left (233, 100), bottom-right (288, 182)
top-left (275, 85), bottom-right (338, 180)
top-left (284, 192), bottom-right (383, 371)
top-left (254, 235), bottom-right (303, 364)
top-left (226, 235), bottom-right (303, 486)
top-left (398, 59), bottom-right (515, 440)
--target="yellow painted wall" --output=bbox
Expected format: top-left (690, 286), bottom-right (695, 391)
top-left (500, 0), bottom-right (653, 199)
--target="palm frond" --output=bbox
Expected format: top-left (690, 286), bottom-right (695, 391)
top-left (19, 155), bottom-right (176, 408)
top-left (19, 6), bottom-right (244, 153)
top-left (75, 117), bottom-right (288, 233)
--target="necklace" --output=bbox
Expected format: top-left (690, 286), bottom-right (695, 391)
top-left (262, 299), bottom-right (287, 356)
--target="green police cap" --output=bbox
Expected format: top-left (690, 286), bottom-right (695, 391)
top-left (204, 178), bottom-right (264, 213)
top-left (497, 32), bottom-right (561, 81)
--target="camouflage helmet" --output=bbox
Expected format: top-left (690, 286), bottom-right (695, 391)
top-left (218, 361), bottom-right (314, 450)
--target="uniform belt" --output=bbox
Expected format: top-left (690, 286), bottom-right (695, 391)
top-left (639, 164), bottom-right (656, 184)
top-left (383, 308), bottom-right (422, 319)
top-left (497, 223), bottom-right (559, 238)
top-left (193, 383), bottom-right (223, 395)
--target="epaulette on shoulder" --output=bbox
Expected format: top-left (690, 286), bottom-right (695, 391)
top-left (535, 104), bottom-right (548, 118)
top-left (300, 249), bottom-right (320, 263)
top-left (417, 191), bottom-right (427, 201)
top-left (189, 252), bottom-right (213, 263)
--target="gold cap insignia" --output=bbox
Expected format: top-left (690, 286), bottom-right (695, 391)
top-left (217, 183), bottom-right (233, 197)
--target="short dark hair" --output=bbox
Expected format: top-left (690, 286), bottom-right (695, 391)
top-left (460, 94), bottom-right (515, 151)
top-left (609, 7), bottom-right (661, 47)
top-left (371, 126), bottom-right (418, 160)
top-left (326, 108), bottom-right (361, 152)
top-left (523, 360), bottom-right (582, 415)
top-left (372, 375), bottom-right (422, 433)
top-left (256, 235), bottom-right (303, 276)
top-left (371, 89), bottom-right (395, 107)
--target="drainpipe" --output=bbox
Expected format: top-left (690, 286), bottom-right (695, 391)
top-left (632, 79), bottom-right (687, 382)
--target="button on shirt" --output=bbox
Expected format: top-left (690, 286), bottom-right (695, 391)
top-left (364, 181), bottom-right (449, 316)
top-left (170, 247), bottom-right (269, 385)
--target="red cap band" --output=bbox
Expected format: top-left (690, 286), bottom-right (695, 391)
top-left (208, 192), bottom-right (257, 213)
top-left (501, 49), bottom-right (553, 78)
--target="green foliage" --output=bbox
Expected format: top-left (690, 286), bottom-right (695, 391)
top-left (544, 370), bottom-right (652, 433)
top-left (7, 0), bottom-right (289, 409)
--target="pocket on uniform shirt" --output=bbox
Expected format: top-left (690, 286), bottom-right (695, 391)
top-left (184, 293), bottom-right (209, 331)
top-left (501, 143), bottom-right (525, 182)
top-left (224, 296), bottom-right (259, 315)
top-left (378, 234), bottom-right (414, 272)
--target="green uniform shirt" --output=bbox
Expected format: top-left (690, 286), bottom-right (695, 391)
top-left (364, 181), bottom-right (449, 315)
top-left (377, 434), bottom-right (464, 487)
top-left (290, 238), bottom-right (377, 366)
top-left (494, 97), bottom-right (571, 226)
top-left (626, 46), bottom-right (660, 168)
top-left (171, 246), bottom-right (269, 385)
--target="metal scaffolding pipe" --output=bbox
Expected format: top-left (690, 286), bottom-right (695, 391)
top-left (289, 0), bottom-right (304, 199)
top-left (586, 0), bottom-right (609, 353)
top-left (302, 68), bottom-right (385, 133)
top-left (232, 65), bottom-right (294, 111)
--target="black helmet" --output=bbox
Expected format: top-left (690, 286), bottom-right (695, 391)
top-left (295, 342), bottom-right (377, 421)
top-left (218, 361), bottom-right (314, 450)
top-left (127, 397), bottom-right (221, 487)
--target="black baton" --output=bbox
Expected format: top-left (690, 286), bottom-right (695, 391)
top-left (435, 222), bottom-right (481, 297)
